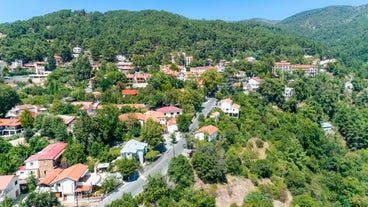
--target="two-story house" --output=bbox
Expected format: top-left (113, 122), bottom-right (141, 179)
top-left (284, 87), bottom-right (294, 99)
top-left (155, 106), bottom-right (183, 118)
top-left (16, 142), bottom-right (67, 180)
top-left (194, 125), bottom-right (219, 142)
top-left (38, 163), bottom-right (91, 202)
top-left (0, 175), bottom-right (20, 202)
top-left (57, 115), bottom-right (76, 133)
top-left (144, 111), bottom-right (167, 125)
top-left (217, 98), bottom-right (240, 118)
top-left (5, 104), bottom-right (46, 118)
top-left (0, 118), bottom-right (23, 136)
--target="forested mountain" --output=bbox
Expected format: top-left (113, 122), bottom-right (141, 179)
top-left (0, 9), bottom-right (324, 66)
top-left (279, 4), bottom-right (368, 69)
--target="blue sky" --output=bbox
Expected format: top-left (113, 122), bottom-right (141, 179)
top-left (1, 0), bottom-right (367, 23)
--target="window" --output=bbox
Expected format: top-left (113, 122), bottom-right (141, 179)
top-left (15, 180), bottom-right (18, 185)
top-left (44, 171), bottom-right (47, 175)
top-left (30, 162), bottom-right (33, 166)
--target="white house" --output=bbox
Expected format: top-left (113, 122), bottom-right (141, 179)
top-left (10, 59), bottom-right (23, 71)
top-left (248, 77), bottom-right (262, 91)
top-left (5, 104), bottom-right (46, 118)
top-left (246, 56), bottom-right (256, 62)
top-left (284, 87), bottom-right (294, 99)
top-left (72, 46), bottom-right (82, 58)
top-left (155, 106), bottom-right (183, 118)
top-left (345, 82), bottom-right (353, 90)
top-left (73, 46), bottom-right (81, 54)
top-left (121, 140), bottom-right (148, 165)
top-left (210, 111), bottom-right (220, 119)
top-left (116, 55), bottom-right (127, 62)
top-left (167, 118), bottom-right (178, 134)
top-left (38, 164), bottom-right (92, 202)
top-left (194, 125), bottom-right (219, 142)
top-left (0, 175), bottom-right (20, 202)
top-left (0, 118), bottom-right (23, 136)
top-left (217, 98), bottom-right (240, 118)
top-left (321, 122), bottom-right (333, 131)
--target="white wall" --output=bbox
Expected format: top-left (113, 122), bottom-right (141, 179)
top-left (194, 132), bottom-right (205, 141)
top-left (25, 160), bottom-right (39, 169)
top-left (1, 177), bottom-right (20, 200)
top-left (59, 179), bottom-right (75, 195)
top-left (168, 124), bottom-right (178, 134)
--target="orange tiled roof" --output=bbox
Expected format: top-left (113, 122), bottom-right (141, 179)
top-left (50, 163), bottom-right (88, 185)
top-left (119, 113), bottom-right (146, 122)
top-left (0, 118), bottom-right (21, 127)
top-left (145, 111), bottom-right (165, 122)
top-left (274, 60), bottom-right (291, 67)
top-left (38, 168), bottom-right (63, 185)
top-left (75, 185), bottom-right (90, 192)
top-left (233, 103), bottom-right (241, 109)
top-left (122, 90), bottom-right (139, 95)
top-left (167, 118), bottom-right (177, 126)
top-left (291, 64), bottom-right (317, 69)
top-left (220, 98), bottom-right (233, 104)
top-left (195, 125), bottom-right (218, 136)
top-left (252, 77), bottom-right (262, 82)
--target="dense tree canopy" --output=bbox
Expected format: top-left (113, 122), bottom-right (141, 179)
top-left (140, 119), bottom-right (164, 148)
top-left (0, 84), bottom-right (20, 117)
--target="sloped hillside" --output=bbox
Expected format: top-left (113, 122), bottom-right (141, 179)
top-left (279, 4), bottom-right (368, 68)
top-left (0, 10), bottom-right (323, 65)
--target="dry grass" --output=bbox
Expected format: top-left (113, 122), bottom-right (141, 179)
top-left (247, 138), bottom-right (269, 160)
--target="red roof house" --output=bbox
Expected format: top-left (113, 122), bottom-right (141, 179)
top-left (155, 106), bottom-right (183, 117)
top-left (122, 90), bottom-right (139, 96)
top-left (194, 125), bottom-right (219, 142)
top-left (17, 143), bottom-right (67, 179)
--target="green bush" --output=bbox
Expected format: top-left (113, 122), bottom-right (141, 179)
top-left (145, 150), bottom-right (159, 162)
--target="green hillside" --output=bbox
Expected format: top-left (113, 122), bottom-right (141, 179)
top-left (279, 4), bottom-right (368, 70)
top-left (0, 9), bottom-right (323, 66)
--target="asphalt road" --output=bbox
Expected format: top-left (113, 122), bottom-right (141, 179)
top-left (189, 98), bottom-right (217, 131)
top-left (96, 137), bottom-right (187, 207)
